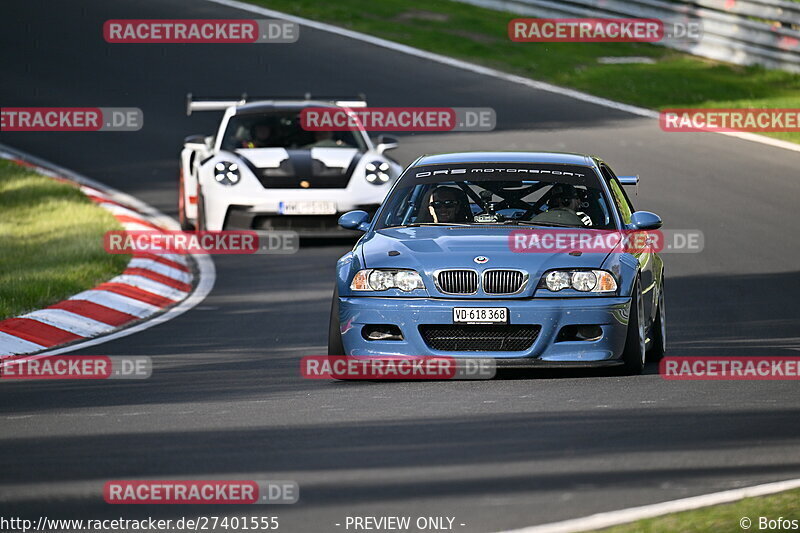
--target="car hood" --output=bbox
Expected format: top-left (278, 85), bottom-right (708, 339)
top-left (360, 227), bottom-right (611, 297)
top-left (234, 147), bottom-right (359, 168)
top-left (232, 147), bottom-right (362, 188)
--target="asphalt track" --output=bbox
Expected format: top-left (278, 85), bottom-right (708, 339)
top-left (1, 1), bottom-right (800, 531)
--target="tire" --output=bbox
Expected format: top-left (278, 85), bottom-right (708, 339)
top-left (620, 276), bottom-right (646, 375)
top-left (178, 171), bottom-right (195, 231)
top-left (328, 286), bottom-right (345, 356)
top-left (647, 281), bottom-right (666, 362)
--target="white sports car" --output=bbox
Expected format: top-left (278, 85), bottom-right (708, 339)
top-left (179, 95), bottom-right (402, 237)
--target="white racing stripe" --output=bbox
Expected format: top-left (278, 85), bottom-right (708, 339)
top-left (68, 290), bottom-right (160, 318)
top-left (154, 252), bottom-right (189, 266)
top-left (107, 274), bottom-right (188, 300)
top-left (20, 310), bottom-right (116, 337)
top-left (127, 258), bottom-right (192, 283)
top-left (0, 332), bottom-right (46, 356)
top-left (203, 0), bottom-right (800, 155)
top-left (497, 478), bottom-right (800, 533)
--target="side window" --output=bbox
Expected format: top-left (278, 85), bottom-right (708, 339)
top-left (600, 165), bottom-right (634, 225)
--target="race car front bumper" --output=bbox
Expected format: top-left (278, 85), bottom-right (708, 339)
top-left (337, 296), bottom-right (631, 363)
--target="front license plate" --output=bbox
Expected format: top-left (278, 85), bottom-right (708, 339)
top-left (278, 201), bottom-right (337, 215)
top-left (453, 307), bottom-right (508, 324)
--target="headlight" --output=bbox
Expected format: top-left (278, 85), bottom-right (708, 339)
top-left (368, 270), bottom-right (394, 291)
top-left (351, 269), bottom-right (424, 292)
top-left (571, 271), bottom-right (597, 292)
top-left (365, 160), bottom-right (391, 184)
top-left (214, 161), bottom-right (240, 186)
top-left (544, 271), bottom-right (571, 292)
top-left (539, 270), bottom-right (617, 293)
top-left (394, 270), bottom-right (423, 292)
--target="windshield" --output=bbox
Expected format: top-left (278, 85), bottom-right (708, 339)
top-left (221, 110), bottom-right (367, 151)
top-left (374, 163), bottom-right (615, 230)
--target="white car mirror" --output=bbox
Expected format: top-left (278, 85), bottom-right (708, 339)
top-left (376, 135), bottom-right (399, 154)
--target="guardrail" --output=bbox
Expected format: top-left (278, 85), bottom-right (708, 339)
top-left (457, 0), bottom-right (800, 72)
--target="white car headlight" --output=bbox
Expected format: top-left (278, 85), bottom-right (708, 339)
top-left (540, 270), bottom-right (617, 293)
top-left (544, 271), bottom-right (571, 292)
top-left (214, 161), bottom-right (240, 186)
top-left (351, 269), bottom-right (425, 292)
top-left (394, 270), bottom-right (423, 292)
top-left (365, 160), bottom-right (391, 184)
top-left (571, 271), bottom-right (597, 292)
top-left (368, 270), bottom-right (394, 291)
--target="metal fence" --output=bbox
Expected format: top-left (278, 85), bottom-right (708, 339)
top-left (457, 0), bottom-right (800, 72)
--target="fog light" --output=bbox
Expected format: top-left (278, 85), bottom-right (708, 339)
top-left (556, 325), bottom-right (603, 342)
top-left (576, 325), bottom-right (602, 341)
top-left (362, 325), bottom-right (404, 341)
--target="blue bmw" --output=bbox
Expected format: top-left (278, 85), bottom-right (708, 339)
top-left (329, 152), bottom-right (665, 374)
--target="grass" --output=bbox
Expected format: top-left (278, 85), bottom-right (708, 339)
top-left (0, 160), bottom-right (130, 320)
top-left (252, 0), bottom-right (800, 143)
top-left (594, 488), bottom-right (800, 532)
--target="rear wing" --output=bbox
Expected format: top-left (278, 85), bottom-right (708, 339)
top-left (185, 93), bottom-right (367, 116)
top-left (186, 94), bottom-right (247, 115)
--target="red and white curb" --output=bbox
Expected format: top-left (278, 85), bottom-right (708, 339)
top-left (0, 146), bottom-right (215, 360)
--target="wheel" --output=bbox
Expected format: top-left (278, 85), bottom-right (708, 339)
top-left (328, 286), bottom-right (345, 356)
top-left (647, 280), bottom-right (666, 361)
top-left (620, 276), bottom-right (646, 375)
top-left (178, 170), bottom-right (195, 230)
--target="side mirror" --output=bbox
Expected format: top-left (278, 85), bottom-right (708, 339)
top-left (628, 211), bottom-right (662, 230)
top-left (339, 210), bottom-right (370, 232)
top-left (376, 135), bottom-right (398, 154)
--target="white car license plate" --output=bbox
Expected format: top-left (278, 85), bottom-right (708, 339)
top-left (279, 201), bottom-right (337, 215)
top-left (453, 307), bottom-right (508, 324)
